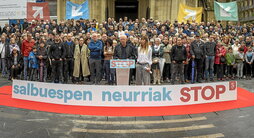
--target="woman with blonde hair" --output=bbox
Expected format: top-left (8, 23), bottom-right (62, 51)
top-left (136, 36), bottom-right (152, 85)
top-left (73, 37), bottom-right (90, 83)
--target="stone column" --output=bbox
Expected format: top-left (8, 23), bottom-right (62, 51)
top-left (138, 0), bottom-right (149, 20)
top-left (170, 0), bottom-right (179, 21)
top-left (149, 0), bottom-right (179, 22)
top-left (149, 0), bottom-right (156, 19)
top-left (57, 0), bottom-right (66, 22)
top-left (107, 0), bottom-right (115, 18)
top-left (89, 0), bottom-right (106, 22)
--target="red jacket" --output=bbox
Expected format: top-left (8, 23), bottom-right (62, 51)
top-left (215, 46), bottom-right (227, 64)
top-left (238, 46), bottom-right (248, 53)
top-left (22, 39), bottom-right (35, 57)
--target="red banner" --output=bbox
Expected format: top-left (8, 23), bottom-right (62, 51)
top-left (27, 2), bottom-right (50, 21)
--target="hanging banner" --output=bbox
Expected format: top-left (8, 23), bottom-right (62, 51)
top-left (12, 80), bottom-right (237, 107)
top-left (27, 2), bottom-right (50, 21)
top-left (214, 1), bottom-right (238, 21)
top-left (0, 0), bottom-right (35, 19)
top-left (177, 3), bottom-right (203, 23)
top-left (66, 0), bottom-right (89, 20)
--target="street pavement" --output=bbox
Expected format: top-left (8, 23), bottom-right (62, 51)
top-left (0, 78), bottom-right (253, 138)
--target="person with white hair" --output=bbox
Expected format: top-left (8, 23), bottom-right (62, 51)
top-left (114, 34), bottom-right (136, 85)
top-left (114, 35), bottom-right (136, 59)
top-left (151, 37), bottom-right (164, 84)
top-left (88, 33), bottom-right (103, 85)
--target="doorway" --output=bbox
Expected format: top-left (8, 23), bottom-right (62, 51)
top-left (115, 0), bottom-right (138, 21)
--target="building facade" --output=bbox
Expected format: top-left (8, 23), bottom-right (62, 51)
top-left (55, 0), bottom-right (253, 23)
top-left (200, 0), bottom-right (254, 23)
top-left (237, 0), bottom-right (254, 22)
top-left (57, 0), bottom-right (198, 22)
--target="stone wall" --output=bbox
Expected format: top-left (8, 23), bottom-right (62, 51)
top-left (57, 0), bottom-right (199, 22)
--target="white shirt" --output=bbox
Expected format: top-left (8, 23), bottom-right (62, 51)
top-left (137, 47), bottom-right (152, 65)
top-left (232, 44), bottom-right (240, 55)
top-left (9, 44), bottom-right (20, 54)
top-left (0, 42), bottom-right (5, 58)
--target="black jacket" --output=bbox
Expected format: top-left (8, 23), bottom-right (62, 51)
top-left (37, 47), bottom-right (48, 63)
top-left (151, 45), bottom-right (164, 58)
top-left (49, 42), bottom-right (64, 60)
top-left (22, 22), bottom-right (29, 30)
top-left (190, 40), bottom-right (205, 59)
top-left (204, 41), bottom-right (216, 56)
top-left (171, 45), bottom-right (187, 63)
top-left (62, 41), bottom-right (75, 58)
top-left (9, 52), bottom-right (23, 69)
top-left (113, 43), bottom-right (136, 59)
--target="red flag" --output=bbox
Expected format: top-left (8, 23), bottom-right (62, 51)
top-left (27, 2), bottom-right (50, 21)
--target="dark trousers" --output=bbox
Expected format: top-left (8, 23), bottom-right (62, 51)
top-left (29, 68), bottom-right (37, 81)
top-left (89, 58), bottom-right (102, 84)
top-left (245, 63), bottom-right (252, 76)
top-left (103, 60), bottom-right (115, 84)
top-left (194, 58), bottom-right (203, 81)
top-left (163, 63), bottom-right (171, 80)
top-left (39, 61), bottom-right (47, 82)
top-left (11, 65), bottom-right (20, 79)
top-left (64, 58), bottom-right (74, 83)
top-left (252, 63), bottom-right (254, 77)
top-left (171, 63), bottom-right (184, 83)
top-left (184, 63), bottom-right (191, 80)
top-left (51, 60), bottom-right (63, 83)
top-left (216, 64), bottom-right (224, 79)
top-left (227, 65), bottom-right (234, 77)
top-left (47, 61), bottom-right (52, 80)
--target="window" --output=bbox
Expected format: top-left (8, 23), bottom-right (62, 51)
top-left (45, 0), bottom-right (57, 16)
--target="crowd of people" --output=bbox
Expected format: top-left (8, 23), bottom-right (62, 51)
top-left (0, 17), bottom-right (254, 85)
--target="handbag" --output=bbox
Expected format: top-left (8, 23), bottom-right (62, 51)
top-left (220, 56), bottom-right (226, 63)
top-left (152, 57), bottom-right (160, 64)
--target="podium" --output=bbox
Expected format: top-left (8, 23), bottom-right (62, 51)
top-left (110, 59), bottom-right (135, 85)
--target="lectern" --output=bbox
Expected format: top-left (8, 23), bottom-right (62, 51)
top-left (110, 59), bottom-right (135, 85)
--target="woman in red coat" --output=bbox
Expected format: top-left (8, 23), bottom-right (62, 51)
top-left (215, 41), bottom-right (227, 81)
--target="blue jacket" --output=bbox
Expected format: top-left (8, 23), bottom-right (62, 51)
top-left (28, 51), bottom-right (38, 69)
top-left (87, 27), bottom-right (96, 33)
top-left (88, 39), bottom-right (103, 59)
top-left (183, 29), bottom-right (191, 36)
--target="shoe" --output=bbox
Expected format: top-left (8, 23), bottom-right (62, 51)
top-left (181, 81), bottom-right (185, 84)
top-left (166, 78), bottom-right (170, 83)
top-left (185, 80), bottom-right (190, 83)
top-left (197, 80), bottom-right (202, 83)
top-left (171, 82), bottom-right (175, 85)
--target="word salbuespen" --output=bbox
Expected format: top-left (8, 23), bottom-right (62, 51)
top-left (13, 83), bottom-right (172, 103)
